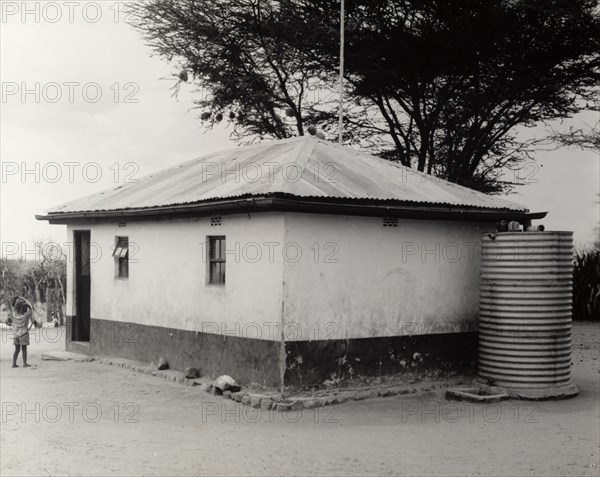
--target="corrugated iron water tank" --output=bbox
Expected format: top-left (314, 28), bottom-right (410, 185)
top-left (475, 231), bottom-right (578, 399)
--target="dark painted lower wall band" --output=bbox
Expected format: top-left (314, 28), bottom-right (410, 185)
top-left (284, 333), bottom-right (478, 388)
top-left (66, 316), bottom-right (478, 389)
top-left (66, 316), bottom-right (282, 388)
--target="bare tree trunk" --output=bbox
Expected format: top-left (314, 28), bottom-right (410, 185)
top-left (58, 276), bottom-right (66, 303)
top-left (46, 285), bottom-right (52, 322)
top-left (33, 278), bottom-right (44, 320)
top-left (33, 277), bottom-right (42, 305)
top-left (58, 277), bottom-right (66, 325)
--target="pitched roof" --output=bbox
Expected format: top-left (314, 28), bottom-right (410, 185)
top-left (42, 136), bottom-right (529, 219)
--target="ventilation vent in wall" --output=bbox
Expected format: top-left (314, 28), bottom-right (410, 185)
top-left (383, 217), bottom-right (398, 227)
top-left (210, 216), bottom-right (222, 226)
top-left (118, 222), bottom-right (127, 228)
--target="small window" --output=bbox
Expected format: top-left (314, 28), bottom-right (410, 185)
top-left (208, 236), bottom-right (225, 285)
top-left (113, 236), bottom-right (129, 278)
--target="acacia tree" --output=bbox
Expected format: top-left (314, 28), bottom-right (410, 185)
top-left (130, 0), bottom-right (600, 193)
top-left (0, 260), bottom-right (22, 301)
top-left (37, 242), bottom-right (66, 323)
top-left (550, 99), bottom-right (600, 152)
top-left (305, 0), bottom-right (600, 192)
top-left (0, 242), bottom-right (66, 323)
top-left (129, 0), bottom-right (340, 140)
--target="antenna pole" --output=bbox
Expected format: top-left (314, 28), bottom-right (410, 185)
top-left (338, 0), bottom-right (344, 145)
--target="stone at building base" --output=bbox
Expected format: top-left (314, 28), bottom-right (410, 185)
top-left (157, 357), bottom-right (169, 370)
top-left (472, 379), bottom-right (579, 400)
top-left (185, 367), bottom-right (200, 379)
top-left (92, 353), bottom-right (470, 409)
top-left (214, 375), bottom-right (241, 392)
top-left (445, 386), bottom-right (508, 403)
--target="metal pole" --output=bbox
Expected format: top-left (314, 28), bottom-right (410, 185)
top-left (338, 0), bottom-right (344, 145)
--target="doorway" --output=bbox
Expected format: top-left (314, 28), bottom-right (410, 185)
top-left (73, 231), bottom-right (91, 342)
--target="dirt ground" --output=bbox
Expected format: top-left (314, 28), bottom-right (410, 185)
top-left (0, 323), bottom-right (598, 477)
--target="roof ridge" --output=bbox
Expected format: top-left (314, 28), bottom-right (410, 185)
top-left (204, 135), bottom-right (309, 156)
top-left (287, 137), bottom-right (320, 195)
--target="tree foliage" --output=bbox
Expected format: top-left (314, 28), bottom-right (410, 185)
top-left (130, 0), bottom-right (336, 140)
top-left (573, 250), bottom-right (600, 321)
top-left (549, 100), bottom-right (600, 152)
top-left (0, 242), bottom-right (66, 323)
top-left (130, 0), bottom-right (600, 193)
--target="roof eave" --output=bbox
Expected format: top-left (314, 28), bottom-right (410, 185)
top-left (36, 195), bottom-right (546, 224)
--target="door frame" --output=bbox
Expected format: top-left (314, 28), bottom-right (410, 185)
top-left (73, 230), bottom-right (91, 342)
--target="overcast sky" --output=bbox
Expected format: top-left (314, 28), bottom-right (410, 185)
top-left (1, 2), bottom-right (598, 257)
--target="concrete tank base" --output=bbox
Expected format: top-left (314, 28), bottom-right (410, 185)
top-left (472, 378), bottom-right (578, 400)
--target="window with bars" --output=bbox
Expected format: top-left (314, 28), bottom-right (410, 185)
top-left (208, 236), bottom-right (226, 285)
top-left (113, 236), bottom-right (129, 279)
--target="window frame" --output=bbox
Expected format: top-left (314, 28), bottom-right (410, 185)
top-left (207, 235), bottom-right (226, 286)
top-left (113, 236), bottom-right (129, 279)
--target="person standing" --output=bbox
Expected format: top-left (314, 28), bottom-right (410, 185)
top-left (11, 301), bottom-right (39, 368)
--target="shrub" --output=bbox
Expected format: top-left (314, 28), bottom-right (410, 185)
top-left (573, 251), bottom-right (600, 321)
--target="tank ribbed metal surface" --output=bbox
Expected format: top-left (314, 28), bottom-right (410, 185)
top-left (476, 231), bottom-right (577, 398)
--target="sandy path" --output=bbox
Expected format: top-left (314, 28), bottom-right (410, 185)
top-left (1, 323), bottom-right (598, 476)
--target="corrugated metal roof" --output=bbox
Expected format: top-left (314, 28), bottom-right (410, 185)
top-left (46, 136), bottom-right (527, 214)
